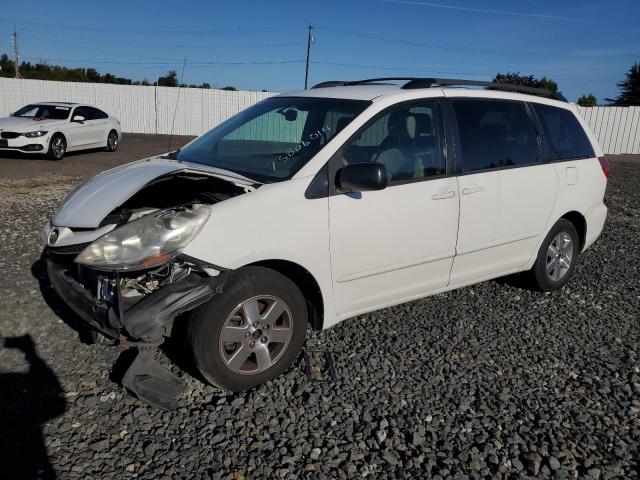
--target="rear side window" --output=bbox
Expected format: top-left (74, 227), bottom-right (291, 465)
top-left (532, 104), bottom-right (594, 161)
top-left (453, 100), bottom-right (539, 172)
top-left (84, 107), bottom-right (108, 120)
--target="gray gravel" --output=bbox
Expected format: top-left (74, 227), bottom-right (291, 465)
top-left (0, 136), bottom-right (638, 479)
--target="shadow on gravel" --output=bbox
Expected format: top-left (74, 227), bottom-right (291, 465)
top-left (0, 335), bottom-right (66, 479)
top-left (31, 254), bottom-right (96, 344)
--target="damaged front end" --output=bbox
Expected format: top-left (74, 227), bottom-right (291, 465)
top-left (43, 164), bottom-right (254, 343)
top-left (45, 252), bottom-right (224, 343)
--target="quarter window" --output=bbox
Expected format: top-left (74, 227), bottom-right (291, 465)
top-left (453, 100), bottom-right (539, 172)
top-left (532, 103), bottom-right (594, 160)
top-left (340, 102), bottom-right (445, 183)
top-left (84, 107), bottom-right (108, 120)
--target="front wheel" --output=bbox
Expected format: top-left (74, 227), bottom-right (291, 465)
top-left (48, 134), bottom-right (66, 160)
top-left (529, 218), bottom-right (579, 291)
top-left (105, 130), bottom-right (119, 152)
top-left (188, 267), bottom-right (307, 391)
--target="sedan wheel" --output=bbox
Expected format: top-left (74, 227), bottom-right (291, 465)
top-left (48, 134), bottom-right (66, 160)
top-left (105, 131), bottom-right (119, 152)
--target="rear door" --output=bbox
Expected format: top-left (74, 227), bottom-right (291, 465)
top-left (328, 99), bottom-right (460, 316)
top-left (84, 107), bottom-right (110, 144)
top-left (448, 98), bottom-right (558, 285)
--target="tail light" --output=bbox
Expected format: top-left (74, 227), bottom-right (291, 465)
top-left (598, 156), bottom-right (610, 178)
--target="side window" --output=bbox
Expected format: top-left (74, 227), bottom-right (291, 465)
top-left (532, 104), bottom-right (594, 161)
top-left (340, 102), bottom-right (445, 183)
top-left (453, 100), bottom-right (539, 172)
top-left (85, 107), bottom-right (108, 120)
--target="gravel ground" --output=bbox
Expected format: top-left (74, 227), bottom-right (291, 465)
top-left (0, 136), bottom-right (638, 479)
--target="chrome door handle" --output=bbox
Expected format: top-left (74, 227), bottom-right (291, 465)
top-left (461, 185), bottom-right (484, 195)
top-left (431, 191), bottom-right (456, 200)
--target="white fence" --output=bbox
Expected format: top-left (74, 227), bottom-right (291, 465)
top-left (0, 77), bottom-right (275, 136)
top-left (1, 78), bottom-right (639, 154)
top-left (576, 105), bottom-right (640, 155)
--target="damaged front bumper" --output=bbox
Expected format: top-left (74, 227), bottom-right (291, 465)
top-left (46, 253), bottom-right (224, 343)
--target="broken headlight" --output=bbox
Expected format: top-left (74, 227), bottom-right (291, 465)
top-left (76, 205), bottom-right (211, 271)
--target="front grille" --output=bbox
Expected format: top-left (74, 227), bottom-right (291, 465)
top-left (0, 131), bottom-right (21, 139)
top-left (48, 242), bottom-right (91, 255)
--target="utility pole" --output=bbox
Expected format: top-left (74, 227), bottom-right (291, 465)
top-left (11, 27), bottom-right (21, 78)
top-left (304, 24), bottom-right (313, 89)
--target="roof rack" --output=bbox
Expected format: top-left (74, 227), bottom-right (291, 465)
top-left (311, 77), bottom-right (567, 102)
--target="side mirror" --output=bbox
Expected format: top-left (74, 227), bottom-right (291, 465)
top-left (72, 115), bottom-right (85, 123)
top-left (337, 162), bottom-right (388, 193)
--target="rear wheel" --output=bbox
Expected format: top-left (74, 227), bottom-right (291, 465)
top-left (48, 134), bottom-right (66, 160)
top-left (188, 267), bottom-right (307, 391)
top-left (105, 130), bottom-right (119, 152)
top-left (530, 218), bottom-right (579, 291)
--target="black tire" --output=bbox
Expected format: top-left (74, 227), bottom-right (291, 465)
top-left (188, 266), bottom-right (307, 391)
top-left (105, 130), bottom-right (119, 152)
top-left (47, 133), bottom-right (66, 160)
top-left (530, 218), bottom-right (580, 291)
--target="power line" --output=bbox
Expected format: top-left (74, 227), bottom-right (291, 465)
top-left (313, 24), bottom-right (640, 60)
top-left (311, 60), bottom-right (492, 78)
top-left (21, 56), bottom-right (306, 66)
top-left (20, 28), bottom-right (305, 51)
top-left (0, 17), bottom-right (302, 36)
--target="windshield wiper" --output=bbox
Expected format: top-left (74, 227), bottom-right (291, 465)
top-left (163, 148), bottom-right (181, 160)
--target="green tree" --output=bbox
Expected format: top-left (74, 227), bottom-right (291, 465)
top-left (577, 94), bottom-right (598, 107)
top-left (606, 63), bottom-right (640, 106)
top-left (493, 72), bottom-right (562, 97)
top-left (157, 70), bottom-right (178, 87)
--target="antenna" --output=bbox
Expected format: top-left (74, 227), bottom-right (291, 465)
top-left (11, 27), bottom-right (21, 78)
top-left (167, 58), bottom-right (187, 153)
top-left (304, 24), bottom-right (314, 89)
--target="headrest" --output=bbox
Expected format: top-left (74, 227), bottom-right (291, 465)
top-left (388, 111), bottom-right (416, 139)
top-left (413, 114), bottom-right (433, 136)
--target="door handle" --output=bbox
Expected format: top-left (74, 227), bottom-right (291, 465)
top-left (431, 191), bottom-right (456, 200)
top-left (461, 185), bottom-right (484, 195)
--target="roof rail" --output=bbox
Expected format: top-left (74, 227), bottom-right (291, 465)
top-left (311, 77), bottom-right (567, 102)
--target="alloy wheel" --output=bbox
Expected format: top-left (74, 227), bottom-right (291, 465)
top-left (546, 231), bottom-right (574, 281)
top-left (108, 132), bottom-right (118, 150)
top-left (52, 136), bottom-right (65, 159)
top-left (218, 295), bottom-right (293, 375)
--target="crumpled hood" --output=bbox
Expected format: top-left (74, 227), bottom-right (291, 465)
top-left (0, 116), bottom-right (67, 132)
top-left (52, 156), bottom-right (256, 229)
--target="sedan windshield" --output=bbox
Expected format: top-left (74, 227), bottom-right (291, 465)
top-left (175, 97), bottom-right (369, 183)
top-left (12, 104), bottom-right (72, 120)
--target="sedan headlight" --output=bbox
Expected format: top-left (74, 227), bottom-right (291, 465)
top-left (76, 205), bottom-right (211, 270)
top-left (22, 130), bottom-right (49, 138)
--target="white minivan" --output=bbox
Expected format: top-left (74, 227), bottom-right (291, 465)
top-left (42, 78), bottom-right (608, 391)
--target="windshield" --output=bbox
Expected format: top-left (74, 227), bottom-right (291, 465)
top-left (12, 104), bottom-right (72, 120)
top-left (175, 97), bottom-right (369, 183)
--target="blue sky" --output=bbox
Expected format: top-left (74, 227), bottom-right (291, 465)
top-left (1, 0), bottom-right (638, 102)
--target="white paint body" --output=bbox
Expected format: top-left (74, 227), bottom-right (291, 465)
top-left (0, 102), bottom-right (121, 155)
top-left (44, 86), bottom-right (608, 330)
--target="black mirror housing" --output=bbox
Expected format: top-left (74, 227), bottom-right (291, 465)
top-left (337, 162), bottom-right (388, 193)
